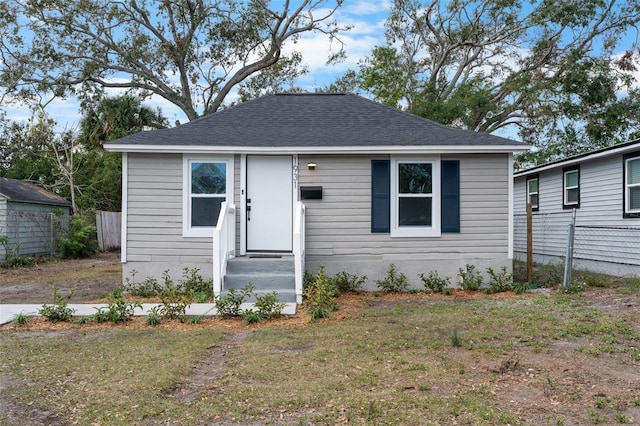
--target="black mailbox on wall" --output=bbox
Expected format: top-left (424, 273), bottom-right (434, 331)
top-left (300, 186), bottom-right (323, 200)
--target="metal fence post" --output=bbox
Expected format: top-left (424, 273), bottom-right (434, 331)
top-left (563, 208), bottom-right (576, 288)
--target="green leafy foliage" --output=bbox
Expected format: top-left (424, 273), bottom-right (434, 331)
top-left (332, 271), bottom-right (367, 293)
top-left (1, 1), bottom-right (347, 120)
top-left (486, 267), bottom-right (513, 294)
top-left (215, 283), bottom-right (255, 319)
top-left (253, 292), bottom-right (286, 319)
top-left (39, 286), bottom-right (76, 323)
top-left (146, 306), bottom-right (162, 326)
top-left (355, 0), bottom-right (640, 165)
top-left (375, 264), bottom-right (408, 293)
top-left (419, 271), bottom-right (451, 293)
top-left (93, 288), bottom-right (142, 323)
top-left (458, 265), bottom-right (482, 291)
top-left (304, 267), bottom-right (339, 320)
top-left (57, 216), bottom-right (98, 259)
top-left (11, 312), bottom-right (30, 325)
top-left (124, 270), bottom-right (161, 298)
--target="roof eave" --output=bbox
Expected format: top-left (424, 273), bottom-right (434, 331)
top-left (105, 144), bottom-right (531, 155)
top-left (514, 141), bottom-right (640, 177)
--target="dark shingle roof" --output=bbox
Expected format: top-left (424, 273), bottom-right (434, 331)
top-left (0, 178), bottom-right (71, 206)
top-left (106, 93), bottom-right (525, 148)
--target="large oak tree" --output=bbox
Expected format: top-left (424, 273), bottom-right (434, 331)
top-left (354, 0), bottom-right (640, 165)
top-left (1, 0), bottom-right (346, 120)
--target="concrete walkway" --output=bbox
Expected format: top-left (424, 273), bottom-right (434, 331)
top-left (0, 303), bottom-right (297, 325)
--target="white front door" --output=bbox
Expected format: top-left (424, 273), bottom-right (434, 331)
top-left (246, 155), bottom-right (293, 251)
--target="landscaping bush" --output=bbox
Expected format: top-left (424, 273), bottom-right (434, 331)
top-left (458, 265), bottom-right (482, 291)
top-left (376, 264), bottom-right (408, 293)
top-left (304, 267), bottom-right (339, 319)
top-left (57, 216), bottom-right (98, 259)
top-left (419, 271), bottom-right (451, 293)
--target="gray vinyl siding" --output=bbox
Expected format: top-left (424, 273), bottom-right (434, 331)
top-left (1, 201), bottom-right (70, 259)
top-left (513, 151), bottom-right (640, 274)
top-left (124, 153), bottom-right (240, 279)
top-left (299, 154), bottom-right (510, 260)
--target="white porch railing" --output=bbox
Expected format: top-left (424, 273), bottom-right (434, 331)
top-left (213, 202), bottom-right (236, 297)
top-left (293, 202), bottom-right (306, 304)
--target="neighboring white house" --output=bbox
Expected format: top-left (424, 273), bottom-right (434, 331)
top-left (0, 177), bottom-right (72, 261)
top-left (105, 93), bottom-right (528, 302)
top-left (513, 139), bottom-right (640, 277)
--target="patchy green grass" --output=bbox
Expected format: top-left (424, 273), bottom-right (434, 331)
top-left (1, 293), bottom-right (639, 425)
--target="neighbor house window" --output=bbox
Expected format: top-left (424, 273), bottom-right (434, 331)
top-left (526, 175), bottom-right (539, 211)
top-left (183, 156), bottom-right (234, 237)
top-left (563, 166), bottom-right (580, 209)
top-left (390, 158), bottom-right (441, 237)
top-left (625, 154), bottom-right (640, 217)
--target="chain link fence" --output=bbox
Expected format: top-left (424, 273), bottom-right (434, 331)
top-left (0, 208), bottom-right (71, 261)
top-left (514, 212), bottom-right (640, 277)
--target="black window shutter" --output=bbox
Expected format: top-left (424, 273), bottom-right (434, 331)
top-left (441, 160), bottom-right (460, 233)
top-left (371, 160), bottom-right (390, 233)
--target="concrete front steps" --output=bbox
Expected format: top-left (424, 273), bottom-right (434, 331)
top-left (221, 255), bottom-right (296, 303)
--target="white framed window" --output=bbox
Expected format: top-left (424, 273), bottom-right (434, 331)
top-left (626, 156), bottom-right (640, 216)
top-left (563, 167), bottom-right (580, 208)
top-left (526, 176), bottom-right (539, 210)
top-left (183, 156), bottom-right (234, 237)
top-left (390, 157), bottom-right (441, 237)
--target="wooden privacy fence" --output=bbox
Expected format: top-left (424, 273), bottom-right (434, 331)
top-left (96, 210), bottom-right (121, 251)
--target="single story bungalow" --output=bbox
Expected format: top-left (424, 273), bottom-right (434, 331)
top-left (105, 93), bottom-right (528, 302)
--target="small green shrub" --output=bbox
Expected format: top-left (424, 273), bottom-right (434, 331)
top-left (180, 267), bottom-right (213, 299)
top-left (511, 282), bottom-right (529, 294)
top-left (215, 283), bottom-right (255, 319)
top-left (376, 264), bottom-right (408, 293)
top-left (146, 306), bottom-right (162, 326)
top-left (39, 286), bottom-right (76, 323)
top-left (486, 266), bottom-right (513, 293)
top-left (123, 270), bottom-right (160, 297)
top-left (93, 288), bottom-right (141, 323)
top-left (157, 280), bottom-right (192, 319)
top-left (304, 267), bottom-right (339, 320)
top-left (303, 270), bottom-right (316, 290)
top-left (57, 216), bottom-right (98, 259)
top-left (254, 291), bottom-right (286, 319)
top-left (332, 271), bottom-right (367, 293)
top-left (12, 312), bottom-right (30, 325)
top-left (419, 271), bottom-right (451, 293)
top-left (242, 309), bottom-right (263, 324)
top-left (458, 265), bottom-right (482, 291)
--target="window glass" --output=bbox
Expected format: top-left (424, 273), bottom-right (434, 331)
top-left (630, 187), bottom-right (640, 210)
top-left (391, 158), bottom-right (440, 237)
top-left (628, 158), bottom-right (640, 185)
top-left (399, 197), bottom-right (432, 226)
top-left (564, 169), bottom-right (579, 206)
top-left (526, 177), bottom-right (539, 208)
top-left (190, 161), bottom-right (227, 228)
top-left (629, 158), bottom-right (640, 211)
top-left (192, 163), bottom-right (226, 194)
top-left (399, 164), bottom-right (432, 194)
top-left (398, 163), bottom-right (432, 227)
top-left (191, 198), bottom-right (224, 227)
top-left (565, 170), bottom-right (578, 187)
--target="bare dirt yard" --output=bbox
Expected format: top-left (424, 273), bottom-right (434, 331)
top-left (0, 251), bottom-right (122, 303)
top-left (1, 256), bottom-right (640, 425)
